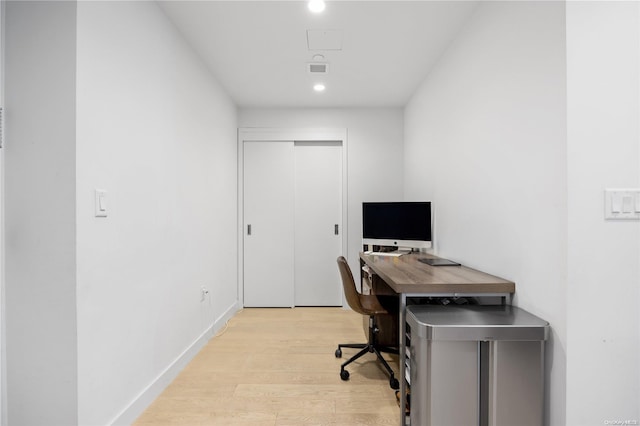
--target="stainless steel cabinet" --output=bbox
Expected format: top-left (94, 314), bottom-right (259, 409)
top-left (406, 305), bottom-right (549, 426)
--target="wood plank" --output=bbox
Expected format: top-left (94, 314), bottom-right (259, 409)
top-left (275, 412), bottom-right (397, 425)
top-left (133, 308), bottom-right (400, 426)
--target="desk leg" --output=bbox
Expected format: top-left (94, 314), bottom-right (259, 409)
top-left (399, 293), bottom-right (407, 426)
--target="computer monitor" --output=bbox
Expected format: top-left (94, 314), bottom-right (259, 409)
top-left (362, 201), bottom-right (432, 250)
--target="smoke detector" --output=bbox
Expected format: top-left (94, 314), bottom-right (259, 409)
top-left (308, 62), bottom-right (329, 75)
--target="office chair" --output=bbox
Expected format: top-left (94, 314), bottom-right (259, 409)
top-left (334, 256), bottom-right (400, 390)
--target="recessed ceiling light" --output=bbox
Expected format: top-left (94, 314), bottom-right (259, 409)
top-left (308, 0), bottom-right (326, 14)
top-left (313, 83), bottom-right (326, 92)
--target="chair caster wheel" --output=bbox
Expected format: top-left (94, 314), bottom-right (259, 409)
top-left (335, 348), bottom-right (342, 358)
top-left (340, 370), bottom-right (350, 381)
top-left (390, 377), bottom-right (400, 390)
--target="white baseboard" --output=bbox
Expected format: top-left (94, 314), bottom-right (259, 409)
top-left (109, 300), bottom-right (241, 426)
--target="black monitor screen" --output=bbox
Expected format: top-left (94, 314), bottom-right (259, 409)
top-left (362, 202), bottom-right (432, 242)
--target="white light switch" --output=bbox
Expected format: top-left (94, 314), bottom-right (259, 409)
top-left (605, 189), bottom-right (640, 220)
top-left (95, 189), bottom-right (107, 217)
top-left (622, 195), bottom-right (633, 213)
top-left (611, 193), bottom-right (622, 213)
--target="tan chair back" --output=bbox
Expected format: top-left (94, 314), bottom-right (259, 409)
top-left (337, 256), bottom-right (367, 315)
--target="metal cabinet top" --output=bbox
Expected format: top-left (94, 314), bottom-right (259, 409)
top-left (407, 304), bottom-right (549, 341)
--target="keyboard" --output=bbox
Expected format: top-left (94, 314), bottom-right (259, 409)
top-left (366, 250), bottom-right (410, 257)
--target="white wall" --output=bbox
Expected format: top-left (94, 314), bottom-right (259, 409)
top-left (4, 1), bottom-right (238, 425)
top-left (0, 1), bottom-right (5, 423)
top-left (75, 2), bottom-right (238, 425)
top-left (404, 2), bottom-right (567, 424)
top-left (238, 108), bottom-right (404, 274)
top-left (566, 2), bottom-right (640, 424)
top-left (4, 2), bottom-right (79, 425)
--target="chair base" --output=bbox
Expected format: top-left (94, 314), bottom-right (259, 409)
top-left (335, 342), bottom-right (400, 390)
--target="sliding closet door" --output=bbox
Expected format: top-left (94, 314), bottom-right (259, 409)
top-left (294, 142), bottom-right (342, 306)
top-left (243, 141), bottom-right (294, 307)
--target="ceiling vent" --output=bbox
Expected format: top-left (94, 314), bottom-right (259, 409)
top-left (308, 62), bottom-right (329, 74)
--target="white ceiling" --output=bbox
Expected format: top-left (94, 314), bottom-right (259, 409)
top-left (159, 1), bottom-right (478, 108)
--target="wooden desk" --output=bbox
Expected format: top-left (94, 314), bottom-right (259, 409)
top-left (360, 252), bottom-right (515, 296)
top-left (359, 252), bottom-right (515, 425)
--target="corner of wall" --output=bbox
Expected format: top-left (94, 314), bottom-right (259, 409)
top-left (110, 300), bottom-right (241, 426)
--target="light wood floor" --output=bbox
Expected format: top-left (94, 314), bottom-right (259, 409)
top-left (134, 307), bottom-right (400, 425)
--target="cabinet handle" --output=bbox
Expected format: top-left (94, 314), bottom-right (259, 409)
top-left (247, 224), bottom-right (252, 236)
top-left (335, 224), bottom-right (339, 235)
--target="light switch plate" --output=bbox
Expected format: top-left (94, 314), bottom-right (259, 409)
top-left (95, 189), bottom-right (107, 217)
top-left (605, 188), bottom-right (640, 220)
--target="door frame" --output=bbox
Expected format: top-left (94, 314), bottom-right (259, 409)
top-left (237, 128), bottom-right (348, 308)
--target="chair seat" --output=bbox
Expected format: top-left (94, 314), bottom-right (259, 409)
top-left (359, 294), bottom-right (388, 315)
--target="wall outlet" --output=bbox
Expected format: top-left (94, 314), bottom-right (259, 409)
top-left (200, 286), bottom-right (209, 302)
